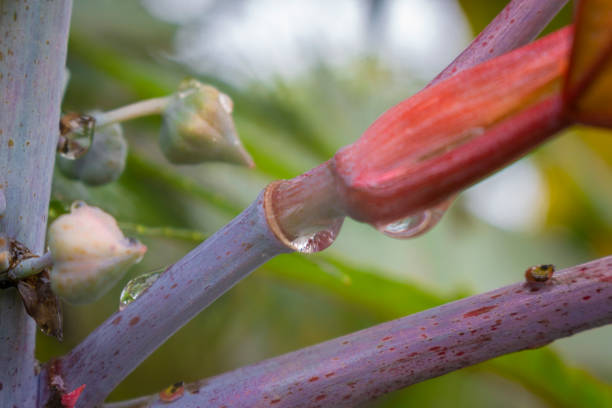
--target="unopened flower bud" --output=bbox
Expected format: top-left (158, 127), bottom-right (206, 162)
top-left (48, 201), bottom-right (146, 304)
top-left (57, 119), bottom-right (127, 186)
top-left (159, 79), bottom-right (254, 167)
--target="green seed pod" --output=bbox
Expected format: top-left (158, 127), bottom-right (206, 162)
top-left (57, 120), bottom-right (127, 186)
top-left (159, 79), bottom-right (254, 166)
top-left (48, 201), bottom-right (146, 304)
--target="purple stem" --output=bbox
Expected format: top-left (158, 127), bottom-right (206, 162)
top-left (0, 1), bottom-right (72, 406)
top-left (105, 256), bottom-right (612, 408)
top-left (45, 0), bottom-right (570, 405)
top-left (42, 193), bottom-right (290, 407)
top-left (431, 0), bottom-right (568, 85)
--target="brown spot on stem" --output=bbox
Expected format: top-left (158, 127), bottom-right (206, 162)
top-left (463, 305), bottom-right (497, 318)
top-left (129, 316), bottom-right (140, 326)
top-left (111, 316), bottom-right (122, 325)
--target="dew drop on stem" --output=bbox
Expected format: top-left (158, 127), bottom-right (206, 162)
top-left (58, 113), bottom-right (95, 159)
top-left (119, 268), bottom-right (163, 311)
top-left (288, 217), bottom-right (344, 254)
top-left (376, 197), bottom-right (454, 239)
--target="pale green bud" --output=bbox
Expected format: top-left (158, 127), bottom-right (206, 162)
top-left (57, 120), bottom-right (127, 186)
top-left (48, 201), bottom-right (146, 304)
top-left (159, 79), bottom-right (254, 166)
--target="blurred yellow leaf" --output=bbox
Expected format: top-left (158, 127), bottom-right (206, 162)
top-left (566, 0), bottom-right (612, 126)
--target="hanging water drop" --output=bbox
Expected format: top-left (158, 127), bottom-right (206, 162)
top-left (288, 217), bottom-right (344, 253)
top-left (58, 113), bottom-right (95, 159)
top-left (377, 198), bottom-right (454, 239)
top-left (119, 268), bottom-right (163, 311)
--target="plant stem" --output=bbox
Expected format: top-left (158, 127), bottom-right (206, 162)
top-left (0, 1), bottom-right (72, 406)
top-left (104, 256), bottom-right (612, 408)
top-left (119, 222), bottom-right (209, 242)
top-left (433, 0), bottom-right (569, 85)
top-left (42, 192), bottom-right (290, 407)
top-left (43, 1), bottom-right (571, 404)
top-left (335, 92), bottom-right (569, 224)
top-left (94, 96), bottom-right (171, 127)
top-left (267, 0), bottom-right (571, 238)
top-left (9, 253), bottom-right (54, 280)
top-left (0, 189), bottom-right (5, 216)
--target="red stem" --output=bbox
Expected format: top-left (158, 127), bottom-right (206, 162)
top-left (332, 27), bottom-right (572, 224)
top-left (334, 93), bottom-right (570, 224)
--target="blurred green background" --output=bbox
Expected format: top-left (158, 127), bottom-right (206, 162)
top-left (40, 0), bottom-right (611, 406)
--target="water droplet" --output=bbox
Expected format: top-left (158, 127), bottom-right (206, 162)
top-left (289, 217), bottom-right (344, 253)
top-left (119, 268), bottom-right (163, 310)
top-left (218, 93), bottom-right (234, 113)
top-left (377, 198), bottom-right (454, 239)
top-left (58, 113), bottom-right (95, 159)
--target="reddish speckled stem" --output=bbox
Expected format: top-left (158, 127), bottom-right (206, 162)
top-left (0, 1), bottom-right (72, 406)
top-left (40, 193), bottom-right (290, 407)
top-left (104, 256), bottom-right (612, 408)
top-left (432, 0), bottom-right (568, 85)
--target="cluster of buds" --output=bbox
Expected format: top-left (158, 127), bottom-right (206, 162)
top-left (57, 79), bottom-right (253, 186)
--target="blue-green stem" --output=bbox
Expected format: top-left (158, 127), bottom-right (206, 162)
top-left (0, 1), bottom-right (73, 406)
top-left (0, 189), bottom-right (5, 216)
